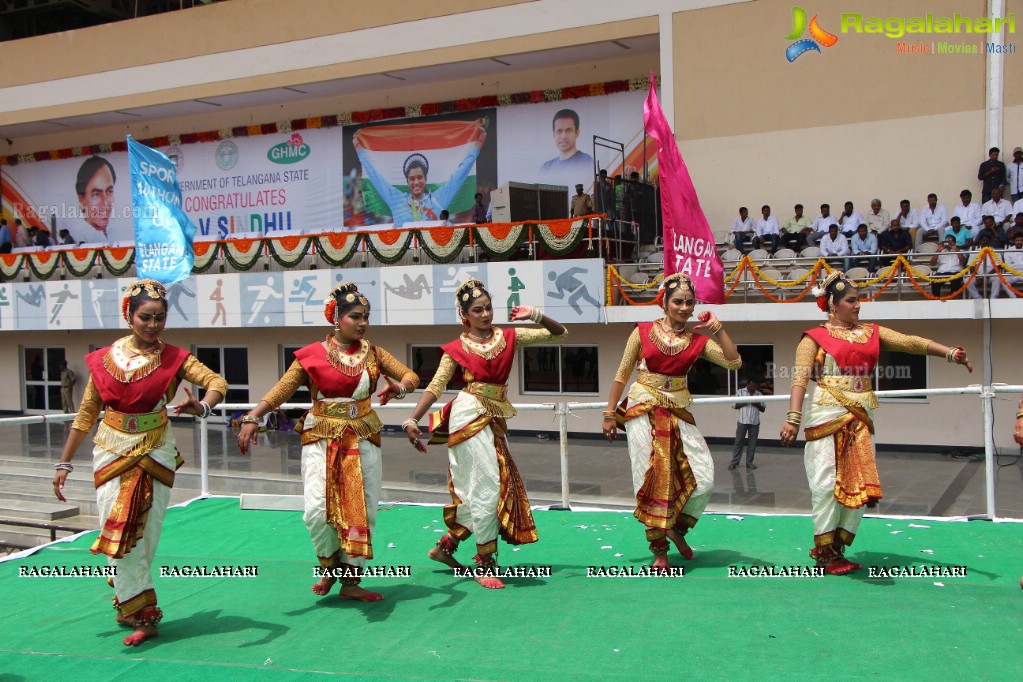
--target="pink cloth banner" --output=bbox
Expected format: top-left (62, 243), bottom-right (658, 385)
top-left (643, 74), bottom-right (724, 304)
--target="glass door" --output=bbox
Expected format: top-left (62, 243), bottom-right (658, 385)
top-left (22, 346), bottom-right (67, 413)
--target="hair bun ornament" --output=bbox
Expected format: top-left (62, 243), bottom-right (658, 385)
top-left (816, 295), bottom-right (829, 313)
top-left (324, 299), bottom-right (337, 325)
top-left (121, 278), bottom-right (167, 321)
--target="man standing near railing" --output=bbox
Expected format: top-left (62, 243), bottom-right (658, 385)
top-left (729, 377), bottom-right (765, 471)
top-left (59, 360), bottom-right (76, 413)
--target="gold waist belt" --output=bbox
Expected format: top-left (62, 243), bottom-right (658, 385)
top-left (638, 372), bottom-right (688, 392)
top-left (102, 408), bottom-right (167, 434)
top-left (819, 375), bottom-right (874, 392)
top-left (312, 398), bottom-right (373, 421)
top-left (466, 382), bottom-right (508, 401)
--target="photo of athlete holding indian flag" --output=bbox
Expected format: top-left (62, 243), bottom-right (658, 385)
top-left (344, 110), bottom-right (496, 228)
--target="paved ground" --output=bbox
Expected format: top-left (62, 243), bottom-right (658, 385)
top-left (4, 420), bottom-right (1021, 519)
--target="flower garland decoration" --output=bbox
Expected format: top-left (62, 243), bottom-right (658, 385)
top-left (62, 248), bottom-right (98, 278)
top-left (26, 251), bottom-right (61, 279)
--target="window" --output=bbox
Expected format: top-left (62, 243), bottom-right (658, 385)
top-left (281, 345), bottom-right (311, 405)
top-left (876, 350), bottom-right (927, 401)
top-left (194, 346), bottom-right (249, 410)
top-left (521, 345), bottom-right (599, 394)
top-left (410, 345), bottom-right (466, 393)
top-left (691, 344), bottom-right (774, 396)
top-left (21, 346), bottom-right (67, 413)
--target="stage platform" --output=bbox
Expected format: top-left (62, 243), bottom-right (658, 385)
top-left (0, 497), bottom-right (1020, 681)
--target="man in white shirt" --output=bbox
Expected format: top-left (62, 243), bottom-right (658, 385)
top-left (865, 198), bottom-right (890, 234)
top-left (1007, 146), bottom-right (1023, 204)
top-left (981, 187), bottom-right (1013, 226)
top-left (896, 199), bottom-right (920, 233)
top-left (966, 234), bottom-right (998, 298)
top-left (996, 233), bottom-right (1023, 298)
top-left (917, 193), bottom-right (949, 247)
top-left (810, 203), bottom-right (838, 247)
top-left (732, 206), bottom-right (754, 253)
top-left (849, 223), bottom-right (879, 273)
top-left (819, 224), bottom-right (849, 263)
top-left (1011, 197), bottom-right (1023, 218)
top-left (929, 234), bottom-right (967, 298)
top-left (837, 201), bottom-right (863, 237)
top-left (728, 377), bottom-right (766, 470)
top-left (953, 189), bottom-right (983, 235)
top-left (754, 204), bottom-right (780, 253)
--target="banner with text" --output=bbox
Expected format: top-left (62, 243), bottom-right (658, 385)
top-left (128, 137), bottom-right (195, 284)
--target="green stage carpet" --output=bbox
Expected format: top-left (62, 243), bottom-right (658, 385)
top-left (0, 498), bottom-right (1020, 681)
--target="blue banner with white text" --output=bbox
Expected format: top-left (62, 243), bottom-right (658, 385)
top-left (128, 136), bottom-right (195, 284)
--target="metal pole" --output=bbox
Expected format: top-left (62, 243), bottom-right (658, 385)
top-left (557, 402), bottom-right (570, 510)
top-left (982, 307), bottom-right (995, 519)
top-left (981, 385), bottom-right (996, 520)
top-left (199, 415), bottom-right (210, 498)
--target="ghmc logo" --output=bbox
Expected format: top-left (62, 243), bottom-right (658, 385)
top-left (784, 7), bottom-right (838, 62)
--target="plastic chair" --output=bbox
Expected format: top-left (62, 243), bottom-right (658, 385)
top-left (800, 246), bottom-right (822, 258)
top-left (747, 248), bottom-right (769, 262)
top-left (773, 248), bottom-right (797, 260)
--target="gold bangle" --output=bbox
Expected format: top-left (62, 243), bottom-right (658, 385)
top-left (708, 321), bottom-right (723, 335)
top-left (1016, 410), bottom-right (1023, 420)
top-left (402, 417), bottom-right (419, 430)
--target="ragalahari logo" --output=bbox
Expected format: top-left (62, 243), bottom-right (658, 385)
top-left (784, 7), bottom-right (839, 61)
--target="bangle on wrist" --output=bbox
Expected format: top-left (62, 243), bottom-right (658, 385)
top-left (402, 417), bottom-right (419, 430)
top-left (395, 384), bottom-right (408, 400)
top-left (240, 415), bottom-right (260, 425)
top-left (54, 462), bottom-right (74, 472)
top-left (530, 306), bottom-right (544, 324)
top-left (785, 410), bottom-right (802, 426)
top-left (708, 321), bottom-right (723, 335)
top-left (199, 401), bottom-right (212, 419)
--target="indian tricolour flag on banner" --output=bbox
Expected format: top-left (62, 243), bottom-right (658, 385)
top-left (353, 120), bottom-right (483, 226)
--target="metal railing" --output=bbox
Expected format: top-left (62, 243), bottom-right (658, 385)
top-left (4, 383), bottom-right (1021, 519)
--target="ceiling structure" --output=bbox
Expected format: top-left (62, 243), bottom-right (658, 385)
top-left (0, 0), bottom-right (220, 41)
top-left (0, 33), bottom-right (659, 141)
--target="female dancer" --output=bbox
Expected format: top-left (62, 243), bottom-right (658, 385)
top-left (603, 273), bottom-right (741, 570)
top-left (779, 271), bottom-right (972, 575)
top-left (403, 279), bottom-right (566, 589)
top-left (237, 282), bottom-right (418, 602)
top-left (354, 122), bottom-right (486, 226)
top-left (52, 278), bottom-right (227, 646)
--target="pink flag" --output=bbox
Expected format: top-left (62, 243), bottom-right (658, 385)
top-left (643, 73), bottom-right (724, 304)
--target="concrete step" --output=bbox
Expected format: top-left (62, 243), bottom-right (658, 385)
top-left (0, 464), bottom-right (301, 497)
top-left (0, 499), bottom-right (80, 521)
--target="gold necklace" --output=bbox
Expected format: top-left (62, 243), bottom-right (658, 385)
top-left (649, 319), bottom-right (692, 356)
top-left (461, 327), bottom-right (506, 360)
top-left (466, 330), bottom-right (494, 342)
top-left (325, 335), bottom-right (369, 376)
top-left (125, 338), bottom-right (163, 356)
top-left (824, 322), bottom-right (871, 343)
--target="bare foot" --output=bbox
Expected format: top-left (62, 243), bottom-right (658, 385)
top-left (666, 529), bottom-right (694, 560)
top-left (311, 575), bottom-right (337, 596)
top-left (122, 624), bottom-right (158, 646)
top-left (428, 546), bottom-right (465, 570)
top-left (651, 555), bottom-right (673, 574)
top-left (115, 613), bottom-right (134, 629)
top-left (339, 584), bottom-right (384, 602)
top-left (474, 574), bottom-right (505, 589)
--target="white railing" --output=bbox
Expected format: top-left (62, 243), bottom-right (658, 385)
top-left (5, 383), bottom-right (1020, 519)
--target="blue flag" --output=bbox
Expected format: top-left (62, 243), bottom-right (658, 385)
top-left (128, 135), bottom-right (195, 284)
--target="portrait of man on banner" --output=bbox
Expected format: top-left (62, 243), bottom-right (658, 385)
top-left (342, 109), bottom-right (498, 228)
